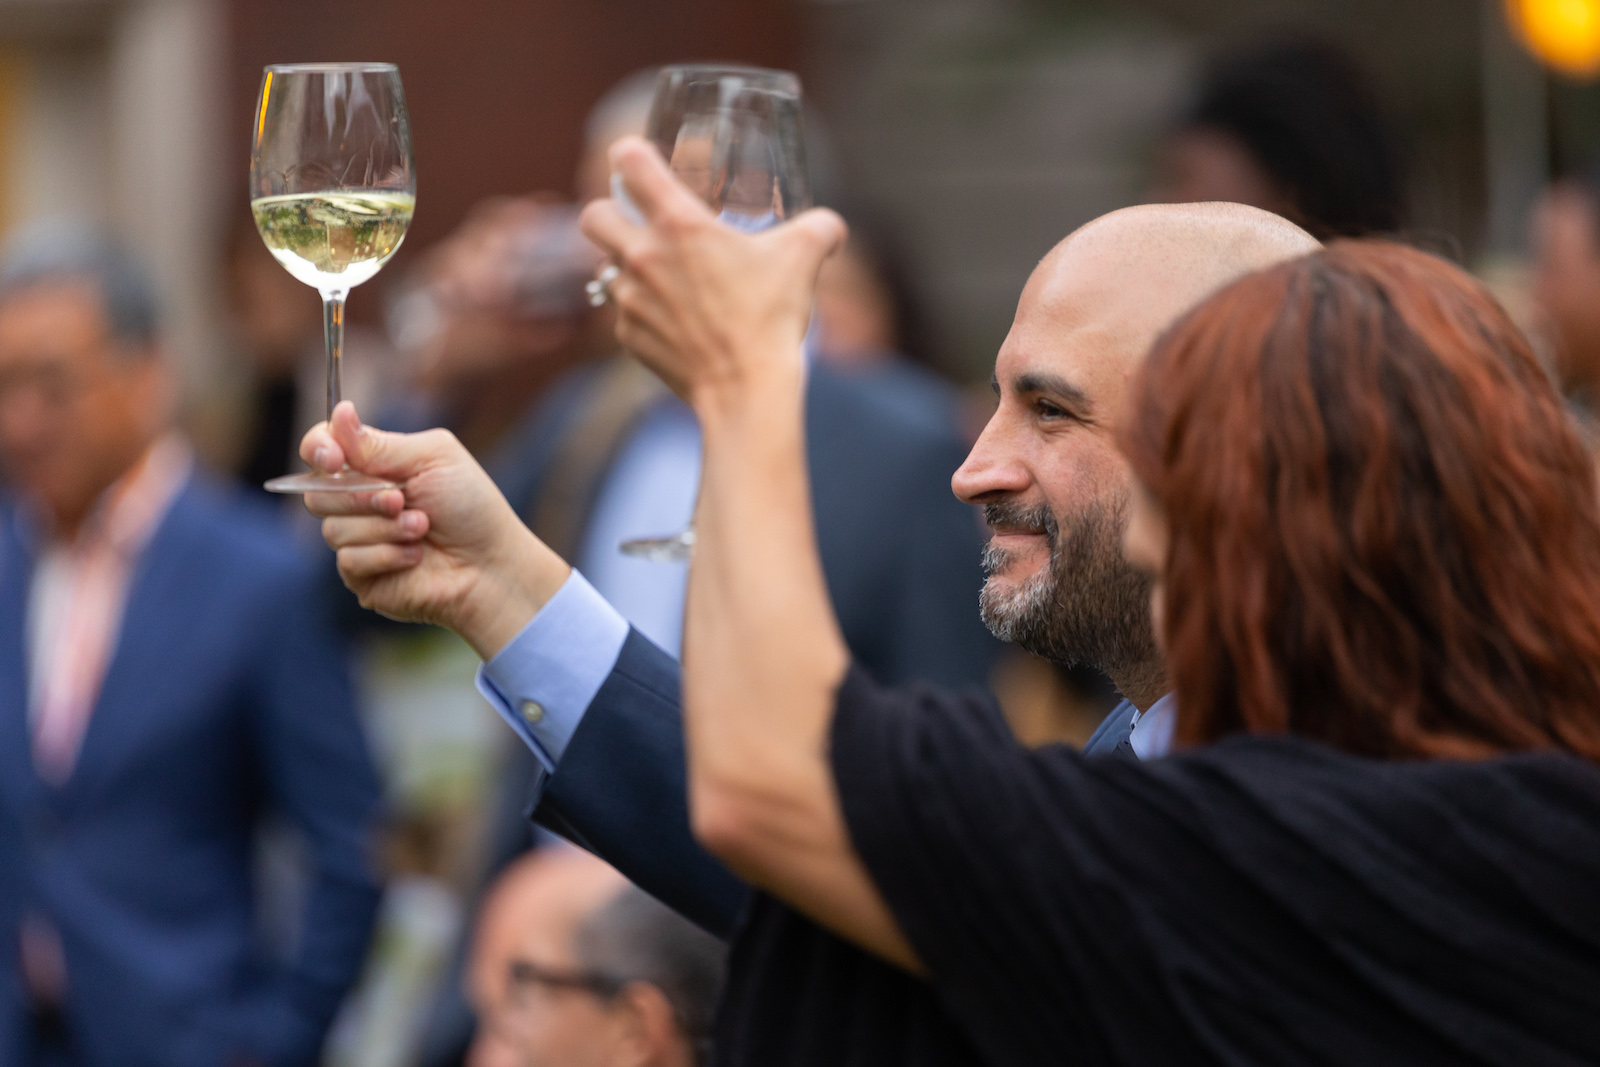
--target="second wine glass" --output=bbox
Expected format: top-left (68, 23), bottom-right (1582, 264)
top-left (250, 62), bottom-right (416, 493)
top-left (618, 63), bottom-right (811, 562)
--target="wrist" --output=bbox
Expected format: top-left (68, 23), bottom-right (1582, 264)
top-left (689, 343), bottom-right (805, 434)
top-left (456, 523), bottom-right (571, 661)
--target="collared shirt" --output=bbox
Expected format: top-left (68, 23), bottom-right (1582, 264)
top-left (478, 569), bottom-right (1179, 774)
top-left (572, 397), bottom-right (700, 655)
top-left (1128, 692), bottom-right (1177, 759)
top-left (27, 433), bottom-right (192, 784)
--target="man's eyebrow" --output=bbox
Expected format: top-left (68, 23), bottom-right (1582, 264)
top-left (1013, 372), bottom-right (1092, 414)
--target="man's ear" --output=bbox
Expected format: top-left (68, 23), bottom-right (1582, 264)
top-left (609, 982), bottom-right (690, 1067)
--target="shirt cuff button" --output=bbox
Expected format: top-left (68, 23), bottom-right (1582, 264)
top-left (519, 699), bottom-right (545, 725)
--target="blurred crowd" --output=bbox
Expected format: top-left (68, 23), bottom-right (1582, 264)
top-left (5, 30), bottom-right (1600, 1067)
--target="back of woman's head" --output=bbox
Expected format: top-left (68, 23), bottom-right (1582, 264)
top-left (1122, 240), bottom-right (1600, 760)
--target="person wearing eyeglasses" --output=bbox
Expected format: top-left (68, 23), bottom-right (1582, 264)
top-left (465, 847), bottom-right (724, 1067)
top-left (0, 224), bottom-right (381, 1066)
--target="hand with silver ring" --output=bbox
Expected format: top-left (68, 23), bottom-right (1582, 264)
top-left (585, 263), bottom-right (621, 307)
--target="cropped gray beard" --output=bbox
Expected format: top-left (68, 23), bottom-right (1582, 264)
top-left (978, 496), bottom-right (1158, 679)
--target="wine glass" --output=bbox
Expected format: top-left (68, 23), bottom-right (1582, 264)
top-left (249, 62), bottom-right (416, 493)
top-left (616, 64), bottom-right (811, 561)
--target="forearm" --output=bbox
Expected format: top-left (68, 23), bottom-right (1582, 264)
top-left (684, 353), bottom-right (845, 803)
top-left (683, 353), bottom-right (919, 972)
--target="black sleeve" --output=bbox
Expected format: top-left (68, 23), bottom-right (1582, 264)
top-left (827, 666), bottom-right (1600, 1067)
top-left (827, 666), bottom-right (1237, 1066)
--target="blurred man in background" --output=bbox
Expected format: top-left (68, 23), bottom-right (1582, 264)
top-left (464, 848), bottom-right (723, 1067)
top-left (1153, 37), bottom-right (1405, 239)
top-left (0, 225), bottom-right (382, 1066)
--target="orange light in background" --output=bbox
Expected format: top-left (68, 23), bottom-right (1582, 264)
top-left (1507, 0), bottom-right (1600, 78)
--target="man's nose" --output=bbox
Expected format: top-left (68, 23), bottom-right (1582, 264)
top-left (952, 419), bottom-right (1030, 505)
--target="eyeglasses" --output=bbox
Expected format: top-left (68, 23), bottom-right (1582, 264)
top-left (504, 956), bottom-right (713, 1063)
top-left (506, 957), bottom-right (629, 1004)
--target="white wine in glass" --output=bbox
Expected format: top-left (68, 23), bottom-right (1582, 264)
top-left (618, 64), bottom-right (810, 562)
top-left (249, 63), bottom-right (416, 494)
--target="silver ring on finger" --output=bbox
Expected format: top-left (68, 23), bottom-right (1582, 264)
top-left (585, 264), bottom-right (621, 307)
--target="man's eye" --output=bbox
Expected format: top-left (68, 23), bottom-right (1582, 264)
top-left (1036, 400), bottom-right (1067, 419)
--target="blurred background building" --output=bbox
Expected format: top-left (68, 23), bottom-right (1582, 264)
top-left (0, 0), bottom-right (1587, 397)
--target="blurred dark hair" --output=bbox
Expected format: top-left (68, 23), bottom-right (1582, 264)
top-left (1121, 239), bottom-right (1600, 762)
top-left (573, 884), bottom-right (726, 1065)
top-left (1183, 39), bottom-right (1404, 239)
top-left (0, 220), bottom-right (161, 350)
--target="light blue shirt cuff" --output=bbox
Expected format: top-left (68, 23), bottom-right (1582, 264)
top-left (475, 570), bottom-right (630, 773)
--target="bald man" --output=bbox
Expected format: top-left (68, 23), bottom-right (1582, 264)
top-left (301, 149), bottom-right (1314, 938)
top-left (465, 847), bottom-right (723, 1067)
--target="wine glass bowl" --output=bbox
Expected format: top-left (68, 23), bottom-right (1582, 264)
top-left (249, 62), bottom-right (415, 493)
top-left (617, 64), bottom-right (810, 561)
top-left (646, 65), bottom-right (810, 225)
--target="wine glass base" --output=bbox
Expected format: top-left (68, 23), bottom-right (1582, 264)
top-left (265, 469), bottom-right (396, 495)
top-left (619, 528), bottom-right (696, 562)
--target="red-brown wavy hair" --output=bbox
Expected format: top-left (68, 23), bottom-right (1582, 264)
top-left (1121, 240), bottom-right (1600, 760)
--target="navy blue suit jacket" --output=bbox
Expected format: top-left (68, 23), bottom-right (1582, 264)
top-left (535, 633), bottom-right (1139, 940)
top-left (0, 475), bottom-right (383, 1067)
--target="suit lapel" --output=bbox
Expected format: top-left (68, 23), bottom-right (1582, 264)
top-left (61, 480), bottom-right (195, 800)
top-left (0, 509), bottom-right (39, 807)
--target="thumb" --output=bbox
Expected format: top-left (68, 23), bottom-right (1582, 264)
top-left (609, 135), bottom-right (709, 225)
top-left (781, 208), bottom-right (849, 274)
top-left (329, 402), bottom-right (444, 481)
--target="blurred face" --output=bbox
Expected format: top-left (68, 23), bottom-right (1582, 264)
top-left (1532, 182), bottom-right (1600, 391)
top-left (0, 281), bottom-right (168, 532)
top-left (951, 239), bottom-right (1159, 684)
top-left (812, 240), bottom-right (896, 367)
top-left (469, 852), bottom-right (676, 1067)
top-left (497, 905), bottom-right (628, 1067)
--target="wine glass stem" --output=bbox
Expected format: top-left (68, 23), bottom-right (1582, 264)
top-left (321, 289), bottom-right (348, 420)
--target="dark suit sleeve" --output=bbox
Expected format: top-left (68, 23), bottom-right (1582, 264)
top-left (247, 554), bottom-right (384, 1062)
top-left (532, 629), bottom-right (750, 939)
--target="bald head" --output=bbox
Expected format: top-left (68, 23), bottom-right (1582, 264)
top-left (1036, 202), bottom-right (1320, 381)
top-left (953, 202), bottom-right (1316, 707)
top-left (468, 846), bottom-right (626, 1013)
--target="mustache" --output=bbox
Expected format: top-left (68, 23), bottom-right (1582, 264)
top-left (983, 500), bottom-right (1058, 544)
top-left (981, 500), bottom-right (1058, 577)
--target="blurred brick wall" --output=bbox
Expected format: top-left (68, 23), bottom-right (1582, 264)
top-left (229, 0), bottom-right (798, 251)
